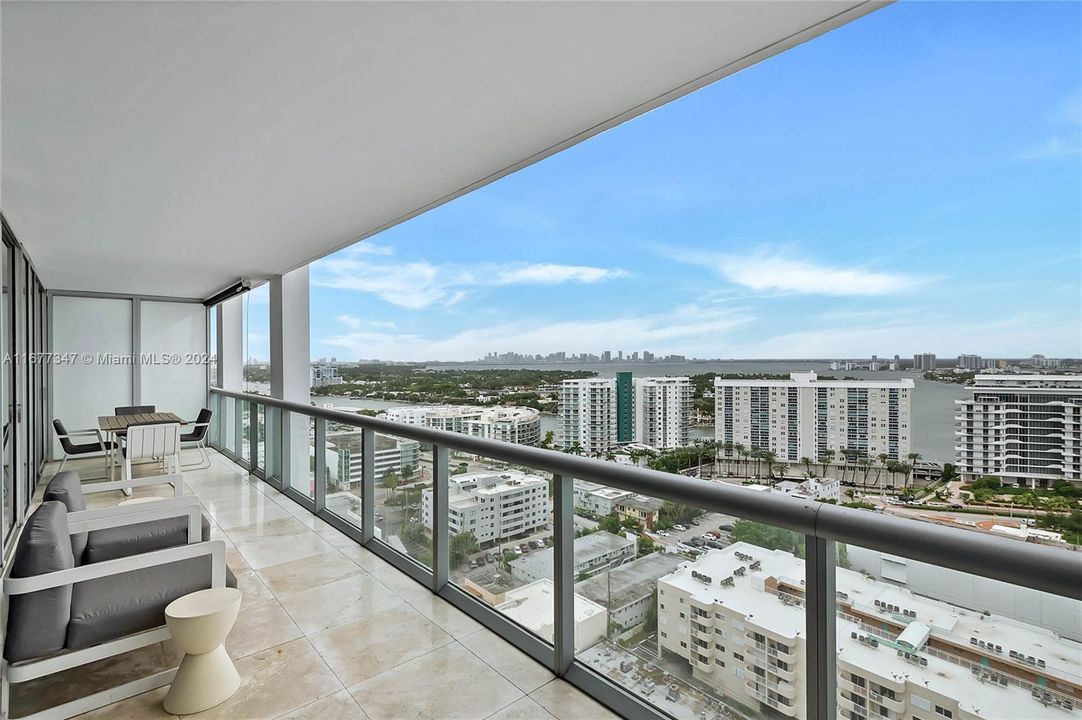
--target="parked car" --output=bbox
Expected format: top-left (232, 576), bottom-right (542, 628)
top-left (718, 524), bottom-right (733, 532)
top-left (533, 540), bottom-right (545, 549)
top-left (513, 546), bottom-right (523, 555)
top-left (705, 530), bottom-right (721, 539)
top-left (688, 538), bottom-right (705, 547)
top-left (673, 524), bottom-right (687, 532)
top-left (689, 518), bottom-right (700, 526)
top-left (707, 540), bottom-right (726, 549)
top-left (484, 553), bottom-right (495, 563)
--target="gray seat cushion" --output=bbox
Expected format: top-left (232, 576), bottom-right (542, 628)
top-left (86, 514), bottom-right (211, 564)
top-left (4, 502), bottom-right (75, 663)
top-left (66, 556), bottom-right (238, 651)
top-left (43, 471), bottom-right (88, 563)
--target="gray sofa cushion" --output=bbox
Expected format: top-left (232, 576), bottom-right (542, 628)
top-left (43, 471), bottom-right (88, 563)
top-left (86, 514), bottom-right (211, 564)
top-left (3, 502), bottom-right (75, 663)
top-left (66, 556), bottom-right (238, 651)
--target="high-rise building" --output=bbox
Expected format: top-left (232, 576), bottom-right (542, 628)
top-left (421, 470), bottom-right (548, 544)
top-left (615, 371), bottom-right (634, 443)
top-left (714, 372), bottom-right (913, 464)
top-left (913, 353), bottom-right (937, 371)
top-left (955, 375), bottom-right (1082, 486)
top-left (957, 354), bottom-right (981, 370)
top-left (633, 376), bottom-right (692, 450)
top-left (658, 543), bottom-right (1078, 720)
top-left (558, 378), bottom-right (618, 455)
top-left (310, 363), bottom-right (344, 388)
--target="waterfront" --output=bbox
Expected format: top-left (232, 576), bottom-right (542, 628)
top-left (299, 359), bottom-right (968, 462)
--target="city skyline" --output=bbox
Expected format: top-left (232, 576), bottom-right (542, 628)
top-left (240, 2), bottom-right (1079, 363)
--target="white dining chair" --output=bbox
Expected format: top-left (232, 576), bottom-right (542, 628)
top-left (120, 423), bottom-right (183, 496)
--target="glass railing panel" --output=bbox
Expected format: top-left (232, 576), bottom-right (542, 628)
top-left (208, 392), bottom-right (220, 447)
top-left (445, 455), bottom-right (554, 646)
top-left (254, 403), bottom-right (265, 472)
top-left (573, 484), bottom-right (804, 719)
top-left (323, 420), bottom-right (363, 530)
top-left (835, 543), bottom-right (1081, 720)
top-left (221, 395), bottom-right (235, 455)
top-left (266, 406), bottom-right (283, 482)
top-left (371, 430), bottom-right (431, 568)
top-left (239, 398), bottom-right (250, 463)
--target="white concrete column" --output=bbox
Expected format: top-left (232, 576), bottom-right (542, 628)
top-left (269, 267), bottom-right (311, 492)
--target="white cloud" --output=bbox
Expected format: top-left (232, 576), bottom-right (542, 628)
top-left (1018, 136), bottom-right (1081, 161)
top-left (673, 248), bottom-right (924, 296)
top-left (494, 264), bottom-right (629, 285)
top-left (312, 247), bottom-right (629, 309)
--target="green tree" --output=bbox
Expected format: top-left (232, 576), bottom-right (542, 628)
top-left (940, 463), bottom-right (959, 482)
top-left (800, 456), bottom-right (814, 478)
top-left (401, 463), bottom-right (416, 484)
top-left (450, 531), bottom-right (481, 568)
top-left (731, 520), bottom-right (804, 557)
top-left (1019, 491), bottom-right (1042, 518)
top-left (905, 452), bottom-right (921, 490)
top-left (381, 470), bottom-right (400, 502)
top-left (819, 449), bottom-right (835, 478)
top-left (1045, 495), bottom-right (1073, 514)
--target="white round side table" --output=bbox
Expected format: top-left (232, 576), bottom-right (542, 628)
top-left (163, 587), bottom-right (243, 714)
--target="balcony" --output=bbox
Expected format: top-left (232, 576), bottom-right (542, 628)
top-left (13, 451), bottom-right (616, 720)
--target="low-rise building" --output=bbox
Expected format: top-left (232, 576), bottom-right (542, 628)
top-left (613, 495), bottom-right (663, 529)
top-left (325, 428), bottom-right (420, 485)
top-left (311, 363), bottom-right (344, 388)
top-left (772, 478), bottom-right (840, 502)
top-left (509, 531), bottom-right (636, 583)
top-left (657, 543), bottom-right (1081, 719)
top-left (574, 553), bottom-right (681, 630)
top-left (384, 404), bottom-right (542, 446)
top-left (495, 579), bottom-right (607, 653)
top-left (421, 470), bottom-right (548, 544)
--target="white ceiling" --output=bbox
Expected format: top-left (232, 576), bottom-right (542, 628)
top-left (2, 1), bottom-right (880, 299)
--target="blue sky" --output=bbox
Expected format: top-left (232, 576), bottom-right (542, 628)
top-left (247, 2), bottom-right (1081, 362)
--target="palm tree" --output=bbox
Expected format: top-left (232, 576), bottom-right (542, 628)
top-left (859, 458), bottom-right (873, 487)
top-left (771, 464), bottom-right (786, 481)
top-left (750, 448), bottom-right (763, 478)
top-left (734, 443), bottom-right (747, 478)
top-left (906, 452), bottom-right (921, 490)
top-left (381, 470), bottom-right (400, 503)
top-left (1019, 491), bottom-right (1042, 518)
top-left (819, 449), bottom-right (835, 478)
top-left (722, 441), bottom-right (735, 474)
top-left (874, 453), bottom-right (890, 489)
top-left (760, 450), bottom-right (777, 480)
top-left (564, 442), bottom-right (584, 456)
top-left (800, 456), bottom-right (814, 478)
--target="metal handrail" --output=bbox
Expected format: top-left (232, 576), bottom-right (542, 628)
top-left (210, 387), bottom-right (1080, 601)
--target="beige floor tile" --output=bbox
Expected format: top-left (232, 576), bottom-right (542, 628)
top-left (234, 531), bottom-right (337, 569)
top-left (460, 629), bottom-right (555, 693)
top-left (258, 550), bottom-right (363, 597)
top-left (349, 644), bottom-right (523, 720)
top-left (72, 686), bottom-right (177, 720)
top-left (336, 544), bottom-right (396, 573)
top-left (274, 690), bottom-right (369, 720)
top-left (308, 605), bottom-right (453, 687)
top-left (406, 592), bottom-right (484, 638)
top-left (225, 515), bottom-right (314, 543)
top-left (367, 565), bottom-right (433, 604)
top-left (279, 573), bottom-right (403, 634)
top-left (227, 598), bottom-right (305, 659)
top-left (485, 696), bottom-right (557, 720)
top-left (529, 680), bottom-right (621, 720)
top-left (211, 501), bottom-right (295, 530)
top-left (188, 638), bottom-right (342, 720)
top-left (234, 565), bottom-right (277, 608)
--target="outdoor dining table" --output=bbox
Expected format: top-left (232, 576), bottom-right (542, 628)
top-left (98, 412), bottom-right (185, 477)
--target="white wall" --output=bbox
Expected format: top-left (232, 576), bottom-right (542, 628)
top-left (51, 296), bottom-right (133, 455)
top-left (139, 301), bottom-right (207, 421)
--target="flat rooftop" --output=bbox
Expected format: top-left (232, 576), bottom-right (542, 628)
top-left (510, 531), bottom-right (636, 579)
top-left (575, 553), bottom-right (682, 609)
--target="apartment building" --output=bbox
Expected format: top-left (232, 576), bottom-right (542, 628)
top-left (957, 354), bottom-right (982, 371)
top-left (325, 428), bottom-right (421, 485)
top-left (658, 543), bottom-right (1079, 720)
top-left (558, 378), bottom-right (619, 454)
top-left (573, 480), bottom-right (664, 528)
top-left (714, 372), bottom-right (913, 465)
top-left (421, 470), bottom-right (548, 544)
top-left (913, 353), bottom-right (938, 371)
top-left (384, 404), bottom-right (542, 446)
top-left (634, 376), bottom-right (692, 450)
top-left (575, 553), bottom-right (681, 630)
top-left (310, 363), bottom-right (344, 388)
top-left (955, 375), bottom-right (1082, 486)
top-left (559, 375), bottom-right (691, 454)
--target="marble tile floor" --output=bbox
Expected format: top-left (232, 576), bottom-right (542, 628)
top-left (12, 452), bottom-right (622, 720)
